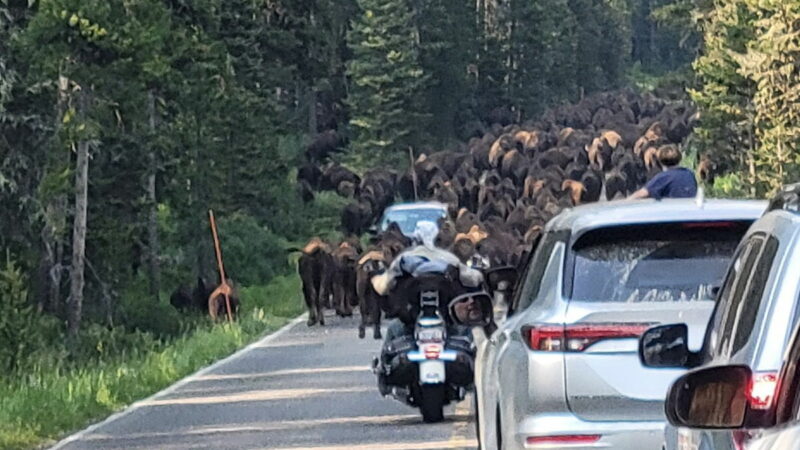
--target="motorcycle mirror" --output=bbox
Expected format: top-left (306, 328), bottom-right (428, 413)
top-left (448, 292), bottom-right (493, 327)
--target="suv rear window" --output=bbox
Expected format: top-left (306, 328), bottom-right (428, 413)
top-left (568, 222), bottom-right (751, 303)
top-left (380, 208), bottom-right (447, 234)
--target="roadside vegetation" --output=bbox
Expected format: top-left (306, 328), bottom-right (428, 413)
top-left (0, 271), bottom-right (304, 450)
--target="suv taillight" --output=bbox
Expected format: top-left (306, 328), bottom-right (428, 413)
top-left (728, 371), bottom-right (780, 450)
top-left (747, 371), bottom-right (779, 410)
top-left (522, 323), bottom-right (654, 352)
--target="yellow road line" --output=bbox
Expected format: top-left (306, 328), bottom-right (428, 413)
top-left (450, 396), bottom-right (477, 449)
top-left (83, 414), bottom-right (421, 442)
top-left (141, 386), bottom-right (371, 407)
top-left (194, 365), bottom-right (369, 382)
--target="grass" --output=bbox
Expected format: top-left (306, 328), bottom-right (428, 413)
top-left (0, 274), bottom-right (305, 450)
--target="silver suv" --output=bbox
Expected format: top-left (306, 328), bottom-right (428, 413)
top-left (475, 198), bottom-right (765, 450)
top-left (659, 312), bottom-right (800, 450)
top-left (641, 186), bottom-right (800, 450)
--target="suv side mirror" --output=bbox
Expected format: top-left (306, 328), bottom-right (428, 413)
top-left (666, 365), bottom-right (751, 429)
top-left (639, 323), bottom-right (692, 368)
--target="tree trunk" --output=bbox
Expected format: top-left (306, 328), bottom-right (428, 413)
top-left (748, 120), bottom-right (757, 197)
top-left (39, 75), bottom-right (71, 315)
top-left (39, 216), bottom-right (64, 314)
top-left (67, 86), bottom-right (91, 340)
top-left (147, 90), bottom-right (161, 301)
top-left (49, 199), bottom-right (66, 313)
top-left (308, 86), bottom-right (318, 135)
top-left (191, 117), bottom-right (210, 279)
top-left (35, 240), bottom-right (50, 313)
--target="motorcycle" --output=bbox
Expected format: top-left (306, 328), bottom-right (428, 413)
top-left (373, 270), bottom-right (495, 423)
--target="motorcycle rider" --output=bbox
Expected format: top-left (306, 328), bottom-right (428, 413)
top-left (371, 221), bottom-right (484, 296)
top-left (371, 221), bottom-right (483, 395)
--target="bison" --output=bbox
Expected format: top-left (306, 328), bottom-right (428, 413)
top-left (295, 238), bottom-right (333, 326)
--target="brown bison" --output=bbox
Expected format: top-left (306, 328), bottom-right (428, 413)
top-left (330, 240), bottom-right (360, 317)
top-left (295, 238), bottom-right (333, 326)
top-left (356, 249), bottom-right (389, 339)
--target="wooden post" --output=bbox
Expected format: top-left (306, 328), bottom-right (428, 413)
top-left (208, 210), bottom-right (233, 323)
top-left (147, 89), bottom-right (161, 302)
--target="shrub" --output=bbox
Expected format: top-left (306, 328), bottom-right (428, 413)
top-left (0, 256), bottom-right (53, 374)
top-left (217, 213), bottom-right (291, 286)
top-left (239, 274), bottom-right (304, 317)
top-left (71, 324), bottom-right (161, 363)
top-left (707, 173), bottom-right (751, 199)
top-left (116, 279), bottom-right (186, 339)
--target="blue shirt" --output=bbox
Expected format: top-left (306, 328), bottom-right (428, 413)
top-left (645, 167), bottom-right (698, 200)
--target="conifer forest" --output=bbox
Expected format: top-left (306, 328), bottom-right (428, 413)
top-left (1, 0), bottom-right (800, 447)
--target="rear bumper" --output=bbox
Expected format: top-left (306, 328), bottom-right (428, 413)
top-left (515, 413), bottom-right (665, 450)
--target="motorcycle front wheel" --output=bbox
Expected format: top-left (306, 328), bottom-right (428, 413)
top-left (419, 384), bottom-right (446, 423)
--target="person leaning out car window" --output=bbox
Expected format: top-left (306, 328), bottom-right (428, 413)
top-left (629, 145), bottom-right (698, 200)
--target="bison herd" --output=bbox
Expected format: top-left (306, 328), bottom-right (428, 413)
top-left (293, 89), bottom-right (708, 338)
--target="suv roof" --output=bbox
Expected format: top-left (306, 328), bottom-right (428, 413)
top-left (383, 201), bottom-right (447, 212)
top-left (751, 208), bottom-right (800, 235)
top-left (767, 182), bottom-right (800, 213)
top-left (547, 198), bottom-right (768, 237)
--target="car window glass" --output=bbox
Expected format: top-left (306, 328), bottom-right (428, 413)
top-left (793, 384), bottom-right (800, 421)
top-left (791, 355), bottom-right (800, 421)
top-left (780, 324), bottom-right (800, 422)
top-left (510, 233), bottom-right (558, 315)
top-left (572, 240), bottom-right (736, 303)
top-left (717, 237), bottom-right (764, 357)
top-left (730, 236), bottom-right (779, 355)
top-left (703, 239), bottom-right (757, 358)
top-left (569, 222), bottom-right (746, 303)
top-left (380, 208), bottom-right (446, 234)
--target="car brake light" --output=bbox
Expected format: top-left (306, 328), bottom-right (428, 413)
top-left (682, 221), bottom-right (736, 229)
top-left (522, 323), bottom-right (653, 352)
top-left (423, 344), bottom-right (442, 360)
top-left (523, 325), bottom-right (565, 351)
top-left (526, 434), bottom-right (601, 446)
top-left (747, 371), bottom-right (778, 410)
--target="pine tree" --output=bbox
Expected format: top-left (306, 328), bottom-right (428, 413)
top-left (689, 1), bottom-right (758, 188)
top-left (413, 0), bottom-right (477, 144)
top-left (568, 0), bottom-right (629, 95)
top-left (508, 0), bottom-right (577, 118)
top-left (735, 0), bottom-right (800, 194)
top-left (306, 0), bottom-right (360, 133)
top-left (475, 0), bottom-right (512, 117)
top-left (346, 0), bottom-right (429, 165)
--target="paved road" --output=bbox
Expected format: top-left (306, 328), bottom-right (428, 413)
top-left (53, 313), bottom-right (477, 450)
